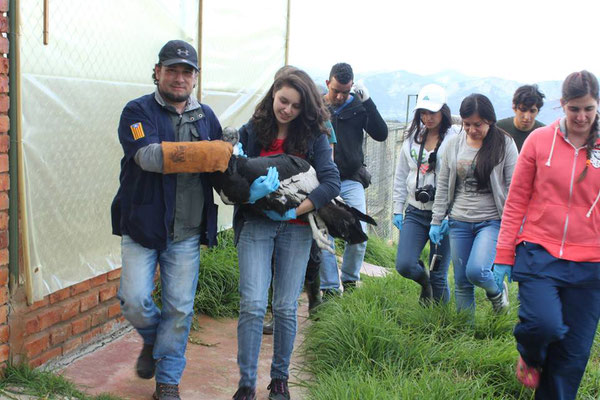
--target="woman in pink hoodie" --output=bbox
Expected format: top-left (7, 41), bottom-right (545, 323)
top-left (493, 70), bottom-right (600, 399)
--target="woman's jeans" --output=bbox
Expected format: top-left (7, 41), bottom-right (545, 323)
top-left (395, 205), bottom-right (450, 302)
top-left (449, 219), bottom-right (502, 312)
top-left (513, 242), bottom-right (600, 400)
top-left (118, 234), bottom-right (200, 385)
top-left (236, 218), bottom-right (312, 389)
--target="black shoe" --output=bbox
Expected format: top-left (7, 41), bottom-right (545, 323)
top-left (136, 343), bottom-right (155, 379)
top-left (342, 280), bottom-right (357, 293)
top-left (153, 383), bottom-right (180, 400)
top-left (267, 378), bottom-right (290, 400)
top-left (305, 277), bottom-right (322, 316)
top-left (321, 288), bottom-right (341, 302)
top-left (232, 386), bottom-right (256, 400)
top-left (416, 261), bottom-right (433, 305)
top-left (263, 316), bottom-right (274, 335)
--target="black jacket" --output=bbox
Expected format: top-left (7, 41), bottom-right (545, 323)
top-left (330, 96), bottom-right (388, 180)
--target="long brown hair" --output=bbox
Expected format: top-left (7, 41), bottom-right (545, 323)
top-left (562, 70), bottom-right (599, 182)
top-left (251, 69), bottom-right (330, 156)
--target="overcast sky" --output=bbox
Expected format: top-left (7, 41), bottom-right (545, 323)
top-left (288, 0), bottom-right (600, 83)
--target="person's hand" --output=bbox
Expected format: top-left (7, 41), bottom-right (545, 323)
top-left (248, 167), bottom-right (279, 203)
top-left (393, 214), bottom-right (403, 230)
top-left (440, 219), bottom-right (449, 236)
top-left (429, 224), bottom-right (442, 245)
top-left (352, 81), bottom-right (370, 102)
top-left (264, 208), bottom-right (296, 221)
top-left (493, 264), bottom-right (513, 290)
top-left (234, 143), bottom-right (246, 157)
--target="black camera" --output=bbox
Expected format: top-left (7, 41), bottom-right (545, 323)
top-left (415, 185), bottom-right (436, 203)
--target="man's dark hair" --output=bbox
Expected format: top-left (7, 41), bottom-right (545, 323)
top-left (329, 63), bottom-right (353, 84)
top-left (513, 84), bottom-right (545, 109)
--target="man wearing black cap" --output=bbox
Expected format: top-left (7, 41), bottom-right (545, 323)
top-left (111, 40), bottom-right (233, 400)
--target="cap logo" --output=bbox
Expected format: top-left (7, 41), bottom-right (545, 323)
top-left (177, 48), bottom-right (189, 57)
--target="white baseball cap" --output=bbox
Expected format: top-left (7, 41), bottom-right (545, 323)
top-left (413, 84), bottom-right (447, 112)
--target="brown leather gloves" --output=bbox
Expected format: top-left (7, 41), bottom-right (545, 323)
top-left (162, 140), bottom-right (233, 174)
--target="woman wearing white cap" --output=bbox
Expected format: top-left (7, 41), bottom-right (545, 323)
top-left (429, 93), bottom-right (518, 317)
top-left (392, 84), bottom-right (458, 304)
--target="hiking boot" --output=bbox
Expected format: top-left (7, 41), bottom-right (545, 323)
top-left (153, 383), bottom-right (180, 400)
top-left (342, 280), bottom-right (357, 293)
top-left (263, 315), bottom-right (274, 335)
top-left (488, 281), bottom-right (509, 313)
top-left (416, 261), bottom-right (433, 305)
top-left (232, 386), bottom-right (256, 400)
top-left (516, 355), bottom-right (540, 388)
top-left (267, 378), bottom-right (290, 400)
top-left (321, 288), bottom-right (341, 302)
top-left (136, 343), bottom-right (155, 379)
top-left (304, 276), bottom-right (322, 317)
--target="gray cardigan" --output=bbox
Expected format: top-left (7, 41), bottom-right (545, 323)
top-left (431, 132), bottom-right (518, 225)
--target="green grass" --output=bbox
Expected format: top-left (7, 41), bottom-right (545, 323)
top-left (0, 364), bottom-right (123, 399)
top-left (299, 271), bottom-right (600, 399)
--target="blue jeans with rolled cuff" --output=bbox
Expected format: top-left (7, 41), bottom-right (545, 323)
top-left (118, 234), bottom-right (200, 385)
top-left (395, 205), bottom-right (450, 302)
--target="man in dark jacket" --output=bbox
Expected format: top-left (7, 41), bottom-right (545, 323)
top-left (111, 40), bottom-right (232, 400)
top-left (320, 62), bottom-right (388, 295)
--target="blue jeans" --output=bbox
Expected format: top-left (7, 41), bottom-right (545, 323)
top-left (395, 205), bottom-right (450, 302)
top-left (118, 234), bottom-right (200, 385)
top-left (512, 242), bottom-right (600, 400)
top-left (449, 219), bottom-right (502, 312)
top-left (320, 179), bottom-right (367, 289)
top-left (236, 218), bottom-right (312, 389)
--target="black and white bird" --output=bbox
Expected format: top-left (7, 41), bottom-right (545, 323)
top-left (210, 128), bottom-right (377, 252)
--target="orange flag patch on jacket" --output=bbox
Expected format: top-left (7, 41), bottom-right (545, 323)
top-left (130, 122), bottom-right (145, 140)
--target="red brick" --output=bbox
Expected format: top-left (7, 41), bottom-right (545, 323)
top-left (24, 333), bottom-right (49, 358)
top-left (79, 291), bottom-right (98, 312)
top-left (107, 301), bottom-right (121, 318)
top-left (90, 307), bottom-right (108, 327)
top-left (0, 343), bottom-right (8, 363)
top-left (71, 315), bottom-right (90, 335)
top-left (0, 94), bottom-right (7, 113)
top-left (0, 192), bottom-right (7, 211)
top-left (0, 305), bottom-right (7, 324)
top-left (70, 280), bottom-right (91, 296)
top-left (82, 327), bottom-right (102, 344)
top-left (116, 315), bottom-right (126, 323)
top-left (107, 269), bottom-right (121, 281)
top-left (0, 134), bottom-right (8, 152)
top-left (0, 0), bottom-right (8, 13)
top-left (101, 320), bottom-right (116, 334)
top-left (0, 266), bottom-right (7, 286)
top-left (99, 284), bottom-right (117, 302)
top-left (90, 274), bottom-right (107, 288)
top-left (0, 174), bottom-right (8, 192)
top-left (49, 287), bottom-right (70, 304)
top-left (50, 324), bottom-right (71, 345)
top-left (0, 18), bottom-right (7, 35)
top-left (29, 346), bottom-right (61, 368)
top-left (0, 286), bottom-right (8, 305)
top-left (24, 315), bottom-right (39, 335)
top-left (61, 299), bottom-right (80, 321)
top-left (0, 116), bottom-right (7, 135)
top-left (38, 308), bottom-right (61, 331)
top-left (63, 336), bottom-right (83, 355)
top-left (0, 75), bottom-right (7, 93)
top-left (0, 211), bottom-right (8, 230)
top-left (0, 59), bottom-right (6, 76)
top-left (0, 324), bottom-right (8, 342)
top-left (0, 231), bottom-right (6, 250)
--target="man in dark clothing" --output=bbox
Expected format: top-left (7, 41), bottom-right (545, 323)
top-left (319, 62), bottom-right (388, 295)
top-left (111, 40), bottom-right (232, 400)
top-left (497, 84), bottom-right (545, 151)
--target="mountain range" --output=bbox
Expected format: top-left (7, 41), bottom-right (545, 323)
top-left (310, 69), bottom-right (563, 125)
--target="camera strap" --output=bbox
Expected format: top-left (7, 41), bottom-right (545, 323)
top-left (415, 135), bottom-right (426, 189)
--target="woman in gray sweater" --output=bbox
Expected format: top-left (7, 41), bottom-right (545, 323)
top-left (429, 94), bottom-right (518, 316)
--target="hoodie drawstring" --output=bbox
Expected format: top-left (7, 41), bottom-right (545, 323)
top-left (586, 189), bottom-right (600, 218)
top-left (545, 124), bottom-right (559, 167)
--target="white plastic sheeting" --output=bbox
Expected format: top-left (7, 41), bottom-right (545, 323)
top-left (19, 0), bottom-right (287, 301)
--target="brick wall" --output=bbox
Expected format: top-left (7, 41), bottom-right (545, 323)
top-left (0, 0), bottom-right (10, 369)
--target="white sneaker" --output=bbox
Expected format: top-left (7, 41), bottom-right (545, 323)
top-left (489, 281), bottom-right (509, 313)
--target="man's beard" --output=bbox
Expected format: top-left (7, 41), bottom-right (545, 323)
top-left (160, 89), bottom-right (190, 104)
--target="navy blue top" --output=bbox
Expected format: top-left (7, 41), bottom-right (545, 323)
top-left (111, 93), bottom-right (222, 250)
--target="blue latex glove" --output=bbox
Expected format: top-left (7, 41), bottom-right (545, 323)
top-left (440, 219), bottom-right (449, 236)
top-left (393, 214), bottom-right (403, 230)
top-left (493, 264), bottom-right (513, 291)
top-left (234, 143), bottom-right (247, 157)
top-left (429, 224), bottom-right (442, 245)
top-left (264, 208), bottom-right (296, 221)
top-left (248, 167), bottom-right (279, 204)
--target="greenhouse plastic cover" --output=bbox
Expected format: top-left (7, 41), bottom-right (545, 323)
top-left (19, 0), bottom-right (287, 301)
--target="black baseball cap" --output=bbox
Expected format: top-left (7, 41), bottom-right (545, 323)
top-left (158, 40), bottom-right (199, 71)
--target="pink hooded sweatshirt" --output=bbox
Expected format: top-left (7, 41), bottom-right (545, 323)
top-left (495, 119), bottom-right (600, 265)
